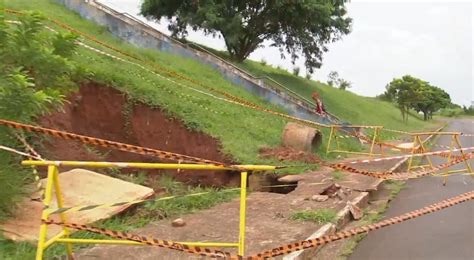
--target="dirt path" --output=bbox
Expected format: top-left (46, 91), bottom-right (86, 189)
top-left (75, 169), bottom-right (381, 259)
top-left (350, 118), bottom-right (474, 260)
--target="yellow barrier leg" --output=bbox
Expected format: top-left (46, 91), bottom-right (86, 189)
top-left (335, 131), bottom-right (341, 150)
top-left (443, 136), bottom-right (456, 186)
top-left (36, 166), bottom-right (56, 260)
top-left (417, 135), bottom-right (433, 168)
top-left (238, 171), bottom-right (248, 257)
top-left (406, 135), bottom-right (418, 173)
top-left (326, 126), bottom-right (335, 154)
top-left (52, 166), bottom-right (74, 258)
top-left (455, 134), bottom-right (473, 173)
top-left (368, 127), bottom-right (378, 157)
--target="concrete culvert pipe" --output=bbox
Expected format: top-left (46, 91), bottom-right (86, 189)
top-left (281, 122), bottom-right (322, 152)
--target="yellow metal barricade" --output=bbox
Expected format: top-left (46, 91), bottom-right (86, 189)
top-left (22, 160), bottom-right (276, 259)
top-left (326, 125), bottom-right (383, 157)
top-left (405, 132), bottom-right (473, 180)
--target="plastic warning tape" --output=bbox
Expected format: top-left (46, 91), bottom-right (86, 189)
top-left (4, 9), bottom-right (333, 130)
top-left (0, 144), bottom-right (43, 161)
top-left (337, 128), bottom-right (414, 152)
top-left (4, 8), bottom-right (431, 154)
top-left (0, 119), bottom-right (227, 166)
top-left (44, 190), bottom-right (474, 259)
top-left (339, 147), bottom-right (474, 165)
top-left (42, 219), bottom-right (233, 258)
top-left (327, 152), bottom-right (474, 180)
top-left (247, 190), bottom-right (474, 259)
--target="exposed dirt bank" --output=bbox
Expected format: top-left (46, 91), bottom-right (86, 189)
top-left (39, 81), bottom-right (239, 187)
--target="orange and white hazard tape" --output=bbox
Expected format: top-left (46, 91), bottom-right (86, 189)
top-left (247, 190), bottom-right (474, 259)
top-left (0, 119), bottom-right (227, 166)
top-left (44, 190), bottom-right (474, 259)
top-left (328, 152), bottom-right (473, 180)
top-left (339, 147), bottom-right (474, 165)
top-left (42, 219), bottom-right (232, 258)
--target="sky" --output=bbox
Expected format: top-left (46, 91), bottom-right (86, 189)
top-left (99, 0), bottom-right (473, 107)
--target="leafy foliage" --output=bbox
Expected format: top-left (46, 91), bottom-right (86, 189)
top-left (383, 75), bottom-right (451, 122)
top-left (141, 0), bottom-right (352, 72)
top-left (0, 11), bottom-right (79, 122)
top-left (0, 11), bottom-right (79, 219)
top-left (327, 70), bottom-right (351, 90)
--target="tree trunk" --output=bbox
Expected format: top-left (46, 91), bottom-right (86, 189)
top-left (223, 34), bottom-right (260, 63)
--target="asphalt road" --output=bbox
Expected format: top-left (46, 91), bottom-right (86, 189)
top-left (350, 118), bottom-right (474, 260)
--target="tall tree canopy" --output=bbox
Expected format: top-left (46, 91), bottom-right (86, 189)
top-left (141, 0), bottom-right (352, 72)
top-left (383, 75), bottom-right (451, 122)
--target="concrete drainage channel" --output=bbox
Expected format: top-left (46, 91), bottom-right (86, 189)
top-left (282, 183), bottom-right (378, 260)
top-left (282, 125), bottom-right (447, 260)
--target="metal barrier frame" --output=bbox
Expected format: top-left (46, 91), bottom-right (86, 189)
top-left (22, 160), bottom-right (276, 259)
top-left (326, 125), bottom-right (383, 157)
top-left (406, 133), bottom-right (473, 179)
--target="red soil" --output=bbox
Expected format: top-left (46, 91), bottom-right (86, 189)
top-left (259, 146), bottom-right (321, 163)
top-left (38, 81), bottom-right (239, 187)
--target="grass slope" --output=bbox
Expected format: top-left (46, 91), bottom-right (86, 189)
top-left (5, 0), bottom-right (291, 165)
top-left (196, 44), bottom-right (434, 132)
top-left (237, 61), bottom-right (434, 132)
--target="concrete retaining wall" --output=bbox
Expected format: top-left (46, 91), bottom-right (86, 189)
top-left (57, 0), bottom-right (335, 124)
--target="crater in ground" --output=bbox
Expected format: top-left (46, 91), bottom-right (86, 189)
top-left (38, 81), bottom-right (239, 188)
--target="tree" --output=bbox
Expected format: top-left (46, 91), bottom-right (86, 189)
top-left (327, 71), bottom-right (351, 90)
top-left (411, 85), bottom-right (450, 120)
top-left (383, 75), bottom-right (451, 122)
top-left (384, 75), bottom-right (422, 123)
top-left (141, 0), bottom-right (352, 72)
top-left (327, 71), bottom-right (339, 87)
top-left (338, 79), bottom-right (352, 90)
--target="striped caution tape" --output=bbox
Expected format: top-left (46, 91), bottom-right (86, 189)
top-left (4, 9), bottom-right (445, 156)
top-left (0, 119), bottom-right (227, 166)
top-left (4, 9), bottom-right (331, 129)
top-left (44, 190), bottom-right (474, 259)
top-left (42, 219), bottom-right (232, 258)
top-left (7, 9), bottom-right (385, 134)
top-left (339, 147), bottom-right (474, 165)
top-left (12, 132), bottom-right (45, 194)
top-left (0, 144), bottom-right (43, 161)
top-left (327, 152), bottom-right (474, 180)
top-left (7, 9), bottom-right (405, 157)
top-left (337, 128), bottom-right (413, 152)
top-left (13, 132), bottom-right (43, 160)
top-left (247, 190), bottom-right (474, 259)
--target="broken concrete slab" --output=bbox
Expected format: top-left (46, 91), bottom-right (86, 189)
top-left (0, 169), bottom-right (154, 242)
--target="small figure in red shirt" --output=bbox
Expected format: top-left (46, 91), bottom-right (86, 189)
top-left (312, 92), bottom-right (326, 116)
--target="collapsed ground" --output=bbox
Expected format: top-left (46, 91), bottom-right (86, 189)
top-left (0, 1), bottom-right (442, 259)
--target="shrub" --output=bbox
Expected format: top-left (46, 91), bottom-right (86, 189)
top-left (292, 66), bottom-right (300, 76)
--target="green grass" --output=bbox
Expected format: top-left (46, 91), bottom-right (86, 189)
top-left (236, 60), bottom-right (436, 131)
top-left (290, 209), bottom-right (338, 224)
top-left (1, 0), bottom-right (430, 256)
top-left (5, 0), bottom-right (292, 166)
top-left (331, 170), bottom-right (347, 181)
